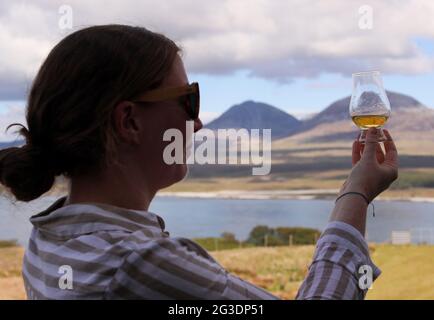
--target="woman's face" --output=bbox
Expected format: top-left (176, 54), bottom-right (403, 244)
top-left (135, 55), bottom-right (203, 191)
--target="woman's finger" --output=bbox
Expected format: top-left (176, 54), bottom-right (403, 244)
top-left (383, 129), bottom-right (398, 164)
top-left (361, 128), bottom-right (380, 161)
top-left (376, 143), bottom-right (385, 163)
top-left (352, 140), bottom-right (361, 165)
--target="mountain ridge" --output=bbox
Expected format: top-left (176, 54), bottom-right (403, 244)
top-left (206, 100), bottom-right (302, 139)
top-left (297, 90), bottom-right (427, 135)
top-left (204, 91), bottom-right (431, 142)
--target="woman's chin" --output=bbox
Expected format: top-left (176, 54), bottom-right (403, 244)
top-left (175, 163), bottom-right (188, 182)
top-left (158, 164), bottom-right (188, 189)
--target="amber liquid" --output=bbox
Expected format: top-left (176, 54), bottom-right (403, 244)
top-left (351, 115), bottom-right (389, 129)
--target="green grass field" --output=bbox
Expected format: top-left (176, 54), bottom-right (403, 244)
top-left (1, 244), bottom-right (432, 299)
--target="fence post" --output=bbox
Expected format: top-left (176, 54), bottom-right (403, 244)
top-left (214, 238), bottom-right (218, 251)
top-left (264, 234), bottom-right (268, 247)
top-left (289, 234), bottom-right (293, 246)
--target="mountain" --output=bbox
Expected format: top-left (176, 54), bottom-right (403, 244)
top-left (277, 90), bottom-right (434, 144)
top-left (297, 90), bottom-right (426, 134)
top-left (204, 91), bottom-right (432, 144)
top-left (206, 100), bottom-right (302, 139)
top-left (192, 91), bottom-right (434, 180)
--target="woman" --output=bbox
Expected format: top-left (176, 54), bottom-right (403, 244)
top-left (0, 25), bottom-right (398, 299)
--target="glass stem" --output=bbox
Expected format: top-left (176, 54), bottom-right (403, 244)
top-left (358, 127), bottom-right (386, 143)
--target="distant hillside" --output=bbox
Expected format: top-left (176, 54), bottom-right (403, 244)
top-left (206, 100), bottom-right (302, 139)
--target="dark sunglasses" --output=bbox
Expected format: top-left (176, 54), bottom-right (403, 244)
top-left (132, 82), bottom-right (200, 120)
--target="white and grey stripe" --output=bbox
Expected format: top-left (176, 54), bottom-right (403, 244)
top-left (296, 221), bottom-right (381, 300)
top-left (23, 196), bottom-right (380, 300)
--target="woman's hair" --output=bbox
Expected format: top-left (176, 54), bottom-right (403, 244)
top-left (0, 24), bottom-right (180, 202)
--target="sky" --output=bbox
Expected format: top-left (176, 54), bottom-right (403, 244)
top-left (2, 0), bottom-right (434, 140)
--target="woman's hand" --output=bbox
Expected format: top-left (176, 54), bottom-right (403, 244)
top-left (340, 127), bottom-right (399, 202)
top-left (331, 128), bottom-right (398, 235)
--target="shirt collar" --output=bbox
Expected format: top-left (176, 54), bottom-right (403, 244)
top-left (30, 196), bottom-right (169, 238)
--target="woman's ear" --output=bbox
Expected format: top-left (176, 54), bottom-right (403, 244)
top-left (112, 101), bottom-right (141, 145)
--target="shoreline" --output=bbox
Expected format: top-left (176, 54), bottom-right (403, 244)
top-left (158, 189), bottom-right (434, 203)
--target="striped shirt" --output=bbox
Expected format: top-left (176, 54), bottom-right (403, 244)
top-left (23, 196), bottom-right (380, 300)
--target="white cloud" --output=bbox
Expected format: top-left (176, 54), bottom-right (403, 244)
top-left (1, 0), bottom-right (434, 99)
top-left (200, 111), bottom-right (220, 125)
top-left (0, 102), bottom-right (26, 142)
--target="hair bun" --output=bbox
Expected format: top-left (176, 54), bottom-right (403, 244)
top-left (0, 144), bottom-right (59, 201)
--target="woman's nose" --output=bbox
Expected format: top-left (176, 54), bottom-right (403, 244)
top-left (194, 118), bottom-right (203, 133)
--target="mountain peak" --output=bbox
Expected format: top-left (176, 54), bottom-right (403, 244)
top-left (298, 90), bottom-right (427, 133)
top-left (206, 100), bottom-right (302, 139)
top-left (239, 99), bottom-right (256, 105)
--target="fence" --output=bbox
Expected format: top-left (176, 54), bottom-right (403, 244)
top-left (390, 228), bottom-right (434, 245)
top-left (207, 229), bottom-right (434, 251)
top-left (410, 228), bottom-right (434, 244)
top-left (391, 231), bottom-right (411, 245)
